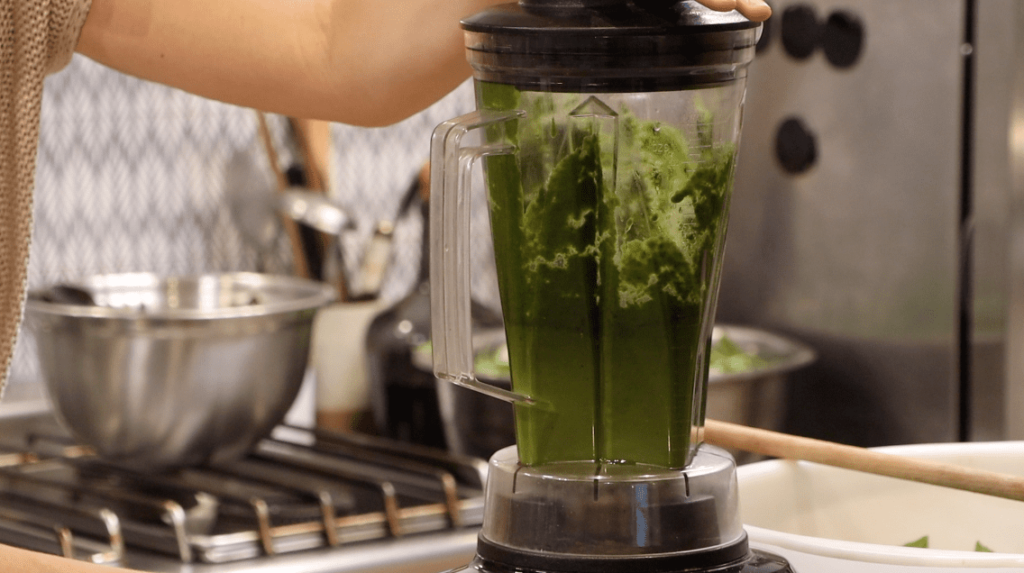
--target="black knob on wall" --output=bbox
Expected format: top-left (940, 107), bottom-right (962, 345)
top-left (775, 4), bottom-right (865, 69)
top-left (822, 10), bottom-right (865, 68)
top-left (780, 5), bottom-right (820, 60)
top-left (775, 117), bottom-right (817, 174)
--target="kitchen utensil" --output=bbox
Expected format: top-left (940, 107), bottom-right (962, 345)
top-left (348, 167), bottom-right (426, 301)
top-left (430, 3), bottom-right (786, 573)
top-left (24, 273), bottom-right (335, 469)
top-left (277, 188), bottom-right (354, 302)
top-left (285, 117), bottom-right (342, 295)
top-left (737, 441), bottom-right (1024, 569)
top-left (287, 118), bottom-right (331, 193)
top-left (285, 164), bottom-right (330, 282)
top-left (256, 112), bottom-right (312, 279)
top-left (278, 189), bottom-right (354, 236)
top-left (705, 419), bottom-right (1024, 503)
top-left (349, 221), bottom-right (395, 301)
top-left (224, 149), bottom-right (281, 271)
top-left (278, 169), bottom-right (422, 302)
top-left (276, 194), bottom-right (390, 302)
top-left (283, 116), bottom-right (338, 285)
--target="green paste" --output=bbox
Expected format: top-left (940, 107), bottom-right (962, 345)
top-left (479, 82), bottom-right (737, 468)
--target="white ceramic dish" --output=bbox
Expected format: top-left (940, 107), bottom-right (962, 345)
top-left (737, 441), bottom-right (1024, 571)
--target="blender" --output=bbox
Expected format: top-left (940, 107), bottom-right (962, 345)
top-left (430, 1), bottom-right (794, 571)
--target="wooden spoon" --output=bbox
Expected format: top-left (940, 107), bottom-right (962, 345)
top-left (704, 418), bottom-right (1024, 503)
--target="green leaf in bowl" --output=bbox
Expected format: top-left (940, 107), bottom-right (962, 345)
top-left (904, 536), bottom-right (929, 548)
top-left (709, 335), bottom-right (773, 374)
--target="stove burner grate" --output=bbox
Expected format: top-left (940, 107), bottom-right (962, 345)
top-left (0, 426), bottom-right (486, 568)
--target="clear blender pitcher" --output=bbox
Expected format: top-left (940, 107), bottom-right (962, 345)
top-left (430, 3), bottom-right (793, 572)
top-left (431, 0), bottom-right (753, 470)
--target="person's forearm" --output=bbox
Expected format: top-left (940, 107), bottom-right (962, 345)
top-left (77, 0), bottom-right (502, 126)
top-left (76, 0), bottom-right (770, 127)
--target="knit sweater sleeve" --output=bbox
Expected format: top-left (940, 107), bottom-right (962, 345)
top-left (0, 0), bottom-right (92, 392)
top-left (46, 0), bottom-right (93, 75)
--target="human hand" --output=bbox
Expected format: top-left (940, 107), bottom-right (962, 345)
top-left (697, 0), bottom-right (772, 22)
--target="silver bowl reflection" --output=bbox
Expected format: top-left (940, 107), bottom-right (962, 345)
top-left (706, 325), bottom-right (816, 463)
top-left (421, 325), bottom-right (816, 462)
top-left (25, 273), bottom-right (335, 468)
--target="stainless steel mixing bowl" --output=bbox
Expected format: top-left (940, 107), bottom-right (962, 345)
top-left (420, 325), bottom-right (816, 461)
top-left (24, 273), bottom-right (335, 468)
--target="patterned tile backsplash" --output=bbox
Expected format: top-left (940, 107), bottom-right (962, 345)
top-left (8, 56), bottom-right (499, 396)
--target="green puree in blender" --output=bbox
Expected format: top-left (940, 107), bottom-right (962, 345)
top-left (480, 82), bottom-right (736, 468)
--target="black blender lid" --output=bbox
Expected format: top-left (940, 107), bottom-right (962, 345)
top-left (462, 0), bottom-right (761, 92)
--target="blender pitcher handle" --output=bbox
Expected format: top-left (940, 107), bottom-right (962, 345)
top-left (429, 110), bottom-right (532, 405)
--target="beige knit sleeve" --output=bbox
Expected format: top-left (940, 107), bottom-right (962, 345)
top-left (46, 0), bottom-right (93, 75)
top-left (0, 0), bottom-right (92, 393)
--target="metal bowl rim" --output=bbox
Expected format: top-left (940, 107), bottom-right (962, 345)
top-left (415, 325), bottom-right (816, 383)
top-left (709, 324), bottom-right (817, 384)
top-left (25, 272), bottom-right (336, 321)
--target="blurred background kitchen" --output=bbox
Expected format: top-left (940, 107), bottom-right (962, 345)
top-left (4, 54), bottom-right (500, 424)
top-left (717, 0), bottom-right (1024, 447)
top-left (5, 0), bottom-right (1024, 454)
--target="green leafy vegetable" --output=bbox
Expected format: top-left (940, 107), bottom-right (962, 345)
top-left (905, 536), bottom-right (929, 548)
top-left (475, 344), bottom-right (510, 380)
top-left (904, 536), bottom-right (997, 552)
top-left (479, 83), bottom-right (740, 467)
top-left (709, 335), bottom-right (773, 374)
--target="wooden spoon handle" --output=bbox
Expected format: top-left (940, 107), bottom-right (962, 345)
top-left (704, 418), bottom-right (1024, 502)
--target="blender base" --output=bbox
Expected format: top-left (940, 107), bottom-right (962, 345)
top-left (737, 550), bottom-right (796, 573)
top-left (472, 536), bottom-right (794, 573)
top-left (463, 445), bottom-right (795, 573)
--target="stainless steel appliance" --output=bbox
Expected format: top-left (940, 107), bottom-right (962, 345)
top-left (0, 414), bottom-right (484, 573)
top-left (717, 0), bottom-right (1024, 445)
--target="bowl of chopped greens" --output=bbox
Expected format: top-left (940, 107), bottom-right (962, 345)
top-left (413, 329), bottom-right (517, 458)
top-left (416, 325), bottom-right (814, 460)
top-left (737, 441), bottom-right (1024, 570)
top-left (707, 325), bottom-right (816, 459)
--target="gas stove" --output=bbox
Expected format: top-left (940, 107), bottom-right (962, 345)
top-left (0, 412), bottom-right (485, 573)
